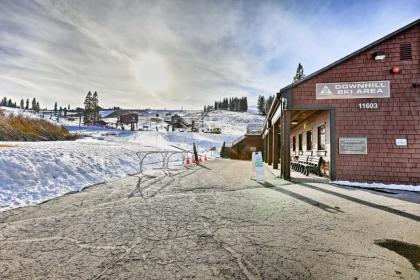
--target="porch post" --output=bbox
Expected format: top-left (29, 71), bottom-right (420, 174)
top-left (268, 128), bottom-right (273, 165)
top-left (281, 110), bottom-right (291, 179)
top-left (273, 120), bottom-right (280, 169)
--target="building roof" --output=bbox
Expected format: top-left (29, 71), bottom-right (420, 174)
top-left (279, 18), bottom-right (419, 95)
top-left (263, 18), bottom-right (420, 128)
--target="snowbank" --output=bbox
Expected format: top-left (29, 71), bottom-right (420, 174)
top-left (0, 126), bottom-right (236, 211)
top-left (331, 180), bottom-right (420, 192)
top-left (0, 109), bottom-right (262, 211)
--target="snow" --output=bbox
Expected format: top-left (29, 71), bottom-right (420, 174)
top-left (99, 110), bottom-right (115, 118)
top-left (331, 180), bottom-right (420, 192)
top-left (0, 109), bottom-right (262, 211)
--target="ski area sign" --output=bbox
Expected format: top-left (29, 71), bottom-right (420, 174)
top-left (316, 81), bottom-right (390, 99)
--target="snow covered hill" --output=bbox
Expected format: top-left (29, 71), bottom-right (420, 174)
top-left (0, 109), bottom-right (264, 211)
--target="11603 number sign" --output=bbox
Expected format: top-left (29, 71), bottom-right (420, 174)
top-left (358, 103), bottom-right (378, 109)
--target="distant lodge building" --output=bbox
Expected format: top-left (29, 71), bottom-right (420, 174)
top-left (245, 19), bottom-right (419, 185)
top-left (230, 123), bottom-right (264, 160)
top-left (117, 113), bottom-right (139, 130)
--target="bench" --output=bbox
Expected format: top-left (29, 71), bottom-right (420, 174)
top-left (299, 156), bottom-right (323, 176)
top-left (291, 155), bottom-right (308, 173)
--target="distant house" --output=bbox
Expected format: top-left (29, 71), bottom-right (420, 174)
top-left (117, 113), bottom-right (139, 131)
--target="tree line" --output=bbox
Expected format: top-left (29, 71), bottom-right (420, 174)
top-left (256, 95), bottom-right (275, 116)
top-left (204, 97), bottom-right (248, 112)
top-left (1, 97), bottom-right (41, 112)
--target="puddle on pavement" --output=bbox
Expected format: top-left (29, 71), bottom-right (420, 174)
top-left (374, 239), bottom-right (420, 272)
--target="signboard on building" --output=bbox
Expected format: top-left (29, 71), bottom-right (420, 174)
top-left (316, 81), bottom-right (390, 99)
top-left (339, 137), bottom-right (368, 154)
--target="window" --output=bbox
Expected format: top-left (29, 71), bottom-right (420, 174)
top-left (318, 125), bottom-right (326, 150)
top-left (306, 130), bottom-right (312, 150)
top-left (298, 134), bottom-right (303, 151)
top-left (292, 136), bottom-right (296, 151)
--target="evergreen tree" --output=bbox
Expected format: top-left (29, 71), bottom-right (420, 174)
top-left (20, 99), bottom-right (24, 109)
top-left (220, 142), bottom-right (226, 158)
top-left (64, 107), bottom-right (68, 118)
top-left (25, 99), bottom-right (29, 110)
top-left (35, 102), bottom-right (40, 112)
top-left (1, 97), bottom-right (7, 106)
top-left (245, 97), bottom-right (248, 112)
top-left (92, 91), bottom-right (99, 121)
top-left (83, 91), bottom-right (93, 124)
top-left (257, 95), bottom-right (266, 115)
top-left (7, 99), bottom-right (13, 107)
top-left (265, 95), bottom-right (274, 114)
top-left (53, 102), bottom-right (58, 115)
top-left (293, 63), bottom-right (305, 82)
top-left (32, 98), bottom-right (37, 111)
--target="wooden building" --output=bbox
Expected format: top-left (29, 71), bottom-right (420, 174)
top-left (262, 19), bottom-right (420, 184)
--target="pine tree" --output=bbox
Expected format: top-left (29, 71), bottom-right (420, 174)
top-left (92, 91), bottom-right (99, 121)
top-left (7, 99), bottom-right (13, 107)
top-left (53, 101), bottom-right (58, 116)
top-left (1, 97), bottom-right (6, 106)
top-left (31, 98), bottom-right (36, 111)
top-left (220, 142), bottom-right (226, 158)
top-left (64, 107), bottom-right (68, 118)
top-left (265, 95), bottom-right (274, 114)
top-left (83, 92), bottom-right (92, 124)
top-left (25, 99), bottom-right (29, 110)
top-left (293, 63), bottom-right (305, 82)
top-left (245, 97), bottom-right (248, 112)
top-left (35, 102), bottom-right (40, 112)
top-left (20, 99), bottom-right (24, 109)
top-left (257, 95), bottom-right (266, 115)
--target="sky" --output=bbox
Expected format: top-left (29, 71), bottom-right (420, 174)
top-left (0, 0), bottom-right (419, 109)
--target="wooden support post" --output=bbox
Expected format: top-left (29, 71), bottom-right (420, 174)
top-left (268, 128), bottom-right (273, 165)
top-left (280, 111), bottom-right (291, 179)
top-left (273, 120), bottom-right (280, 169)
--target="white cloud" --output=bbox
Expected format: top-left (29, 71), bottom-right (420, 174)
top-left (0, 0), bottom-right (418, 109)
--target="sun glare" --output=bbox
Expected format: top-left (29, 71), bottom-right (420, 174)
top-left (132, 52), bottom-right (171, 92)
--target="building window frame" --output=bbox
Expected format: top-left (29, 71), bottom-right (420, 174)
top-left (317, 125), bottom-right (326, 150)
top-left (298, 133), bottom-right (303, 152)
top-left (292, 136), bottom-right (296, 152)
top-left (306, 130), bottom-right (312, 150)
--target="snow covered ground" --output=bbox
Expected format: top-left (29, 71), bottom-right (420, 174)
top-left (0, 108), bottom-right (262, 211)
top-left (331, 180), bottom-right (420, 192)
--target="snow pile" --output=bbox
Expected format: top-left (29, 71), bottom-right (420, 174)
top-left (0, 124), bottom-right (236, 211)
top-left (0, 142), bottom-right (141, 209)
top-left (331, 180), bottom-right (420, 192)
top-left (0, 106), bottom-right (41, 118)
